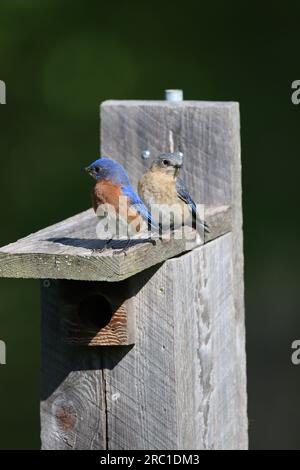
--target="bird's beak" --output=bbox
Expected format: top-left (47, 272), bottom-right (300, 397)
top-left (81, 166), bottom-right (91, 174)
top-left (174, 163), bottom-right (182, 177)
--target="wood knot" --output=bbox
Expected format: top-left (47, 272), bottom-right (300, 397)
top-left (56, 405), bottom-right (76, 431)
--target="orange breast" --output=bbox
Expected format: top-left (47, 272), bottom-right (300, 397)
top-left (92, 180), bottom-right (123, 213)
top-left (91, 180), bottom-right (143, 233)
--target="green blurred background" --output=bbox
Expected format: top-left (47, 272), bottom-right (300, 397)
top-left (0, 0), bottom-right (299, 450)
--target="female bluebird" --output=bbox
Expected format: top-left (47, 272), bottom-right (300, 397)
top-left (138, 152), bottom-right (209, 234)
top-left (83, 157), bottom-right (158, 245)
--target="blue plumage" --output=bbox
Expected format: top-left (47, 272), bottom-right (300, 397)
top-left (83, 156), bottom-right (158, 231)
top-left (84, 157), bottom-right (130, 185)
top-left (121, 185), bottom-right (155, 229)
top-left (176, 178), bottom-right (210, 233)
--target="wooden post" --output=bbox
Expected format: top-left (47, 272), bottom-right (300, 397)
top-left (0, 99), bottom-right (247, 449)
top-left (100, 100), bottom-right (247, 449)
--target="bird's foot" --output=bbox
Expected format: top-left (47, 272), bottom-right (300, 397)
top-left (113, 239), bottom-right (131, 256)
top-left (91, 240), bottom-right (113, 254)
top-left (113, 248), bottom-right (128, 256)
top-left (92, 247), bottom-right (106, 254)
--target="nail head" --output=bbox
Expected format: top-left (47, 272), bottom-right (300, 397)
top-left (142, 150), bottom-right (151, 160)
top-left (165, 89), bottom-right (183, 102)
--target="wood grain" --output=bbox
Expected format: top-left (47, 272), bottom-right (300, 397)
top-left (40, 233), bottom-right (246, 450)
top-left (61, 280), bottom-right (136, 346)
top-left (40, 280), bottom-right (107, 449)
top-left (0, 205), bottom-right (230, 282)
top-left (101, 100), bottom-right (247, 448)
top-left (101, 100), bottom-right (244, 313)
top-left (103, 234), bottom-right (246, 449)
top-left (39, 99), bottom-right (247, 449)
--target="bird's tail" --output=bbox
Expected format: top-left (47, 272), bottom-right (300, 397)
top-left (193, 216), bottom-right (210, 234)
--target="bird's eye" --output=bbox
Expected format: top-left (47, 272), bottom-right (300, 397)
top-left (162, 159), bottom-right (170, 166)
top-left (95, 166), bottom-right (100, 173)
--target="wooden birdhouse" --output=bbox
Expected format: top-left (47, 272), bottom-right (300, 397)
top-left (0, 96), bottom-right (247, 450)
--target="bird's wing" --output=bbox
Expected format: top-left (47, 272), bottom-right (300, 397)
top-left (176, 178), bottom-right (210, 233)
top-left (176, 178), bottom-right (197, 219)
top-left (121, 185), bottom-right (158, 230)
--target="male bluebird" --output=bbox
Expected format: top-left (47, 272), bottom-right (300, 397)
top-left (83, 157), bottom-right (157, 248)
top-left (138, 152), bottom-right (209, 234)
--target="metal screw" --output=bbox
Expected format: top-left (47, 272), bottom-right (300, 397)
top-left (43, 279), bottom-right (51, 288)
top-left (165, 89), bottom-right (183, 102)
top-left (141, 149), bottom-right (151, 160)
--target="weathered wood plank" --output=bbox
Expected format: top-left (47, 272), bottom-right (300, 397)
top-left (40, 232), bottom-right (246, 450)
top-left (40, 280), bottom-right (107, 449)
top-left (103, 234), bottom-right (246, 450)
top-left (38, 99), bottom-right (246, 450)
top-left (171, 235), bottom-right (246, 449)
top-left (0, 205), bottom-right (230, 282)
top-left (101, 100), bottom-right (244, 306)
top-left (101, 100), bottom-right (247, 447)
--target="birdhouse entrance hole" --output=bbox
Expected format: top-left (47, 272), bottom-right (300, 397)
top-left (49, 280), bottom-right (135, 346)
top-left (78, 294), bottom-right (112, 330)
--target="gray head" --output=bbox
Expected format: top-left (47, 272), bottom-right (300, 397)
top-left (150, 152), bottom-right (183, 177)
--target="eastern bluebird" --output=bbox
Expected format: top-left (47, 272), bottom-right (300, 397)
top-left (83, 157), bottom-right (158, 249)
top-left (138, 152), bottom-right (209, 234)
